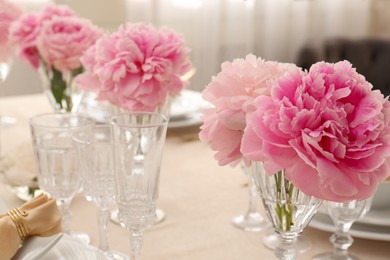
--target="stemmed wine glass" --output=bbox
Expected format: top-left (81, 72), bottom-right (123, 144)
top-left (74, 124), bottom-right (129, 259)
top-left (29, 113), bottom-right (94, 244)
top-left (109, 105), bottom-right (168, 225)
top-left (110, 112), bottom-right (168, 260)
top-left (232, 162), bottom-right (270, 232)
top-left (313, 197), bottom-right (373, 260)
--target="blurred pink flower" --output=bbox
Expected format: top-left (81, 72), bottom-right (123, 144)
top-left (39, 3), bottom-right (75, 21)
top-left (0, 0), bottom-right (22, 61)
top-left (199, 54), bottom-right (298, 166)
top-left (37, 16), bottom-right (103, 72)
top-left (9, 3), bottom-right (102, 112)
top-left (9, 13), bottom-right (41, 68)
top-left (76, 22), bottom-right (192, 112)
top-left (241, 60), bottom-right (390, 202)
top-left (10, 4), bottom-right (96, 72)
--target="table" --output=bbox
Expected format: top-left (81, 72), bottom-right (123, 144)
top-left (0, 94), bottom-right (389, 260)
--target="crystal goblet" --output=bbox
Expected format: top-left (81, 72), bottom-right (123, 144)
top-left (313, 197), bottom-right (373, 260)
top-left (109, 103), bottom-right (170, 225)
top-left (110, 112), bottom-right (168, 260)
top-left (29, 113), bottom-right (94, 244)
top-left (232, 162), bottom-right (270, 232)
top-left (74, 124), bottom-right (129, 259)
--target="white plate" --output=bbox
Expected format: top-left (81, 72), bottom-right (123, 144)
top-left (309, 212), bottom-right (390, 241)
top-left (168, 90), bottom-right (212, 129)
top-left (355, 208), bottom-right (390, 226)
top-left (170, 90), bottom-right (203, 119)
top-left (168, 111), bottom-right (203, 129)
top-left (79, 89), bottom-right (208, 127)
top-left (29, 234), bottom-right (108, 260)
top-left (14, 234), bottom-right (63, 260)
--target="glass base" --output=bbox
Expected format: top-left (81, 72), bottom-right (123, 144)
top-left (263, 232), bottom-right (311, 254)
top-left (69, 230), bottom-right (91, 245)
top-left (312, 252), bottom-right (360, 260)
top-left (105, 250), bottom-right (130, 260)
top-left (154, 207), bottom-right (166, 224)
top-left (1, 116), bottom-right (17, 127)
top-left (231, 212), bottom-right (270, 232)
top-left (111, 207), bottom-right (166, 226)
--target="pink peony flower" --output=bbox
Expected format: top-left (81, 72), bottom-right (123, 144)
top-left (0, 0), bottom-right (22, 61)
top-left (9, 4), bottom-right (78, 69)
top-left (9, 13), bottom-right (41, 68)
top-left (241, 60), bottom-right (390, 202)
top-left (199, 54), bottom-right (298, 166)
top-left (39, 3), bottom-right (75, 21)
top-left (76, 22), bottom-right (192, 112)
top-left (37, 16), bottom-right (103, 72)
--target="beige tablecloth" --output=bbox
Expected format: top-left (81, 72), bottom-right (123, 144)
top-left (0, 94), bottom-right (389, 260)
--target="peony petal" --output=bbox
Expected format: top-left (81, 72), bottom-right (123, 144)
top-left (241, 123), bottom-right (267, 162)
top-left (316, 158), bottom-right (359, 201)
top-left (75, 72), bottom-right (101, 91)
top-left (284, 160), bottom-right (321, 198)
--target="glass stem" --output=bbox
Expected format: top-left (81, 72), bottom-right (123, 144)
top-left (130, 231), bottom-right (144, 260)
top-left (275, 235), bottom-right (298, 260)
top-left (331, 222), bottom-right (354, 257)
top-left (58, 198), bottom-right (72, 234)
top-left (98, 207), bottom-right (111, 252)
top-left (247, 178), bottom-right (260, 215)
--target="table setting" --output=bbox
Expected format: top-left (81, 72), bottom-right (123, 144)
top-left (0, 93), bottom-right (389, 259)
top-left (0, 1), bottom-right (390, 260)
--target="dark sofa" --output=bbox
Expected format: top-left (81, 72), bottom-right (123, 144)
top-left (296, 38), bottom-right (390, 97)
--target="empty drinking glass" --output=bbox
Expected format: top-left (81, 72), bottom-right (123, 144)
top-left (232, 162), bottom-right (270, 232)
top-left (313, 197), bottom-right (373, 260)
top-left (110, 112), bottom-right (168, 260)
top-left (29, 113), bottom-right (95, 244)
top-left (74, 124), bottom-right (128, 259)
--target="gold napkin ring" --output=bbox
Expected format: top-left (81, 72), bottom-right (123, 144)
top-left (7, 208), bottom-right (29, 240)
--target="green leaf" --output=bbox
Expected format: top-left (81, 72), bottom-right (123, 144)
top-left (50, 67), bottom-right (67, 110)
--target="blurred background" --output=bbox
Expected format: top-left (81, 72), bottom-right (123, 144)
top-left (3, 0), bottom-right (390, 97)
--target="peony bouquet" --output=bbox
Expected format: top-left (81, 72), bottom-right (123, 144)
top-left (10, 4), bottom-right (103, 112)
top-left (199, 54), bottom-right (297, 166)
top-left (201, 55), bottom-right (390, 238)
top-left (241, 60), bottom-right (390, 202)
top-left (76, 22), bottom-right (192, 114)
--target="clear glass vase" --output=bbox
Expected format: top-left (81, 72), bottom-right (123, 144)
top-left (252, 162), bottom-right (322, 260)
top-left (39, 66), bottom-right (84, 113)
